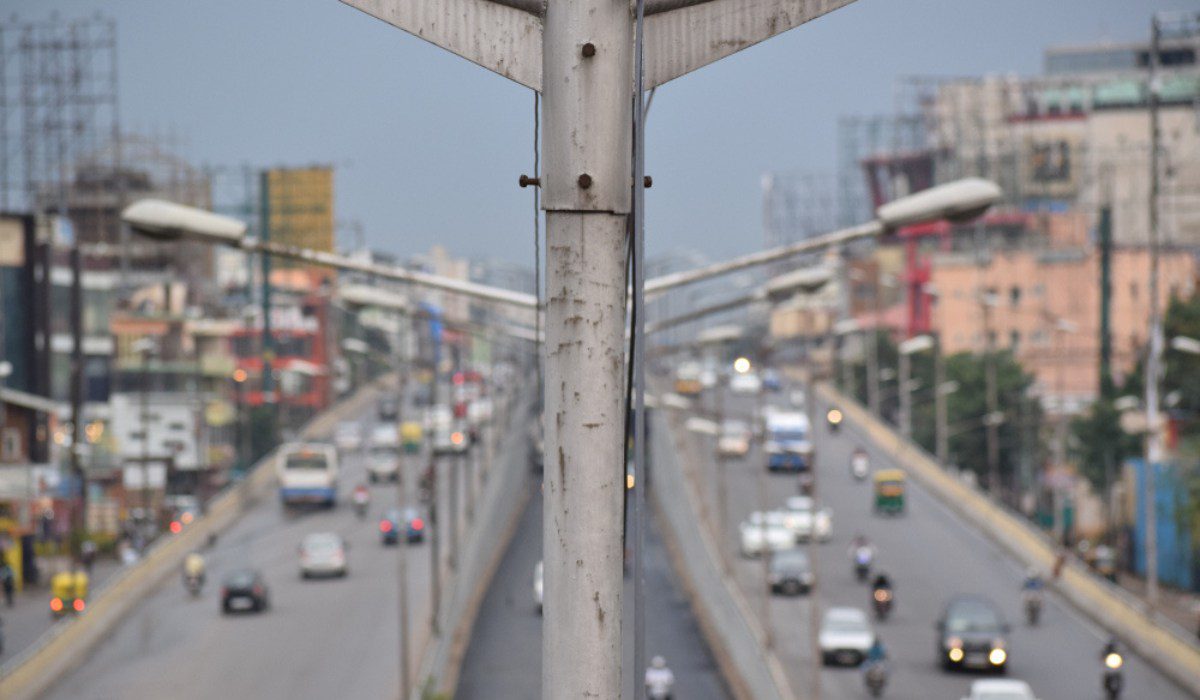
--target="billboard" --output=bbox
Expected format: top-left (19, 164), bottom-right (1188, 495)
top-left (1023, 132), bottom-right (1081, 199)
top-left (263, 166), bottom-right (334, 271)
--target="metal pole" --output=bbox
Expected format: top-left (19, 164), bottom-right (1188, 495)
top-left (805, 380), bottom-right (820, 700)
top-left (448, 452), bottom-right (458, 571)
top-left (983, 297), bottom-right (1001, 497)
top-left (541, 0), bottom-right (631, 694)
top-left (867, 278), bottom-right (881, 415)
top-left (259, 171), bottom-right (277, 447)
top-left (715, 381), bottom-right (730, 573)
top-left (899, 349), bottom-right (912, 438)
top-left (428, 455), bottom-right (440, 634)
top-left (69, 244), bottom-right (86, 546)
top-left (141, 348), bottom-right (152, 529)
top-left (632, 0), bottom-right (648, 685)
top-left (1144, 14), bottom-right (1163, 611)
top-left (934, 334), bottom-right (948, 465)
top-left (753, 391), bottom-right (773, 650)
top-left (394, 358), bottom-right (411, 699)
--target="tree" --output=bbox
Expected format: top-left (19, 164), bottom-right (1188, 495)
top-left (1069, 399), bottom-right (1139, 492)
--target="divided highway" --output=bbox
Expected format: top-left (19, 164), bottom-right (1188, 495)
top-left (671, 382), bottom-right (1191, 700)
top-left (38, 399), bottom-right (447, 700)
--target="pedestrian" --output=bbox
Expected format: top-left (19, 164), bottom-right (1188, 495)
top-left (80, 539), bottom-right (97, 574)
top-left (0, 556), bottom-right (15, 607)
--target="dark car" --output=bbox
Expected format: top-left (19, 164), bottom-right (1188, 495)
top-left (380, 507), bottom-right (426, 545)
top-left (768, 548), bottom-right (814, 595)
top-left (221, 569), bottom-right (270, 614)
top-left (377, 398), bottom-right (399, 421)
top-left (936, 596), bottom-right (1010, 672)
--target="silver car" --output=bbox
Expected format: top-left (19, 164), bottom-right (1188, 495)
top-left (299, 532), bottom-right (349, 579)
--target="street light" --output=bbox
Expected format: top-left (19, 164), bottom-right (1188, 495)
top-left (645, 178), bottom-right (1001, 297)
top-left (733, 357), bottom-right (751, 375)
top-left (121, 200), bottom-right (538, 311)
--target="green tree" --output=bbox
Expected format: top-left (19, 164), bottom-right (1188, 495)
top-left (1069, 398), bottom-right (1139, 492)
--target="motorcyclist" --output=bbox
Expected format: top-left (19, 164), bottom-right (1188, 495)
top-left (862, 638), bottom-right (888, 696)
top-left (850, 535), bottom-right (875, 564)
top-left (851, 448), bottom-right (869, 478)
top-left (352, 483), bottom-right (371, 515)
top-left (644, 655), bottom-right (675, 700)
top-left (183, 552), bottom-right (206, 584)
top-left (872, 573), bottom-right (892, 592)
top-left (1022, 567), bottom-right (1045, 592)
top-left (866, 637), bottom-right (887, 664)
top-left (1101, 637), bottom-right (1124, 698)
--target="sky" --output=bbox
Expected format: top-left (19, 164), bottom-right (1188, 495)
top-left (15, 0), bottom-right (1200, 269)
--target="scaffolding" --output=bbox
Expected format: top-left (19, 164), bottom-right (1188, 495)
top-left (0, 13), bottom-right (119, 216)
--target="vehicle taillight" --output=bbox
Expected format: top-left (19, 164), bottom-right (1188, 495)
top-left (73, 598), bottom-right (86, 612)
top-left (170, 521), bottom-right (183, 534)
top-left (253, 585), bottom-right (263, 596)
top-left (50, 597), bottom-right (63, 612)
top-left (411, 518), bottom-right (424, 531)
top-left (380, 520), bottom-right (393, 533)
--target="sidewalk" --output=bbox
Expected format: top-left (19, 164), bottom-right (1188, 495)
top-left (1114, 571), bottom-right (1200, 644)
top-left (1, 557), bottom-right (123, 661)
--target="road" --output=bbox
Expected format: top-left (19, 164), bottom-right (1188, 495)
top-left (457, 485), bottom-right (731, 699)
top-left (674, 382), bottom-right (1191, 700)
top-left (39, 398), bottom-right (450, 700)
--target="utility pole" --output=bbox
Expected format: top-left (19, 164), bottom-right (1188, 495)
top-left (338, 1), bottom-right (860, 693)
top-left (428, 454), bottom-right (440, 634)
top-left (393, 341), bottom-right (412, 700)
top-left (899, 345), bottom-right (912, 438)
top-left (982, 292), bottom-right (1001, 498)
top-left (258, 171), bottom-right (277, 448)
top-left (69, 244), bottom-right (86, 547)
top-left (934, 333), bottom-right (948, 466)
top-left (1144, 14), bottom-right (1163, 611)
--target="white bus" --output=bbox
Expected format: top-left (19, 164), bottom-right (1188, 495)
top-left (278, 443), bottom-right (339, 508)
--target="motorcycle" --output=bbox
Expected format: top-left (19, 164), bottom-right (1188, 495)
top-left (853, 547), bottom-right (873, 582)
top-left (851, 451), bottom-right (869, 480)
top-left (352, 487), bottom-right (370, 519)
top-left (184, 573), bottom-right (204, 597)
top-left (826, 408), bottom-right (843, 433)
top-left (1103, 648), bottom-right (1124, 699)
top-left (863, 662), bottom-right (887, 698)
top-left (872, 587), bottom-right (893, 621)
top-left (1024, 590), bottom-right (1043, 626)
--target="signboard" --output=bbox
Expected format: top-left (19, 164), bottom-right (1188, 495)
top-left (264, 166), bottom-right (334, 274)
top-left (0, 218), bottom-right (24, 266)
top-left (1023, 132), bottom-right (1081, 198)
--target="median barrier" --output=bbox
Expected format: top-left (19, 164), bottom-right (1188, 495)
top-left (0, 378), bottom-right (388, 700)
top-left (651, 405), bottom-right (794, 700)
top-left (816, 381), bottom-right (1200, 697)
top-left (414, 383), bottom-right (535, 698)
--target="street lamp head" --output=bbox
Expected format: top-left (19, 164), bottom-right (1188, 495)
top-left (875, 178), bottom-right (1002, 231)
top-left (121, 199), bottom-right (247, 246)
top-left (899, 334), bottom-right (936, 355)
top-left (1170, 335), bottom-right (1200, 356)
top-left (764, 266), bottom-right (832, 303)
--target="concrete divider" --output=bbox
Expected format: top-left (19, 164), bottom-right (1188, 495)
top-left (650, 406), bottom-right (794, 700)
top-left (414, 384), bottom-right (535, 698)
top-left (816, 381), bottom-right (1200, 697)
top-left (0, 379), bottom-right (388, 700)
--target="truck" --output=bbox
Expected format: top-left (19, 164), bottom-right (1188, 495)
top-left (763, 409), bottom-right (813, 472)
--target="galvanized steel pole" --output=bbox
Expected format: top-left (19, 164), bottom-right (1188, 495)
top-left (541, 0), bottom-right (631, 694)
top-left (1144, 14), bottom-right (1163, 611)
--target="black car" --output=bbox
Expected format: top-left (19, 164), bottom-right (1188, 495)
top-left (221, 569), bottom-right (270, 614)
top-left (378, 398), bottom-right (399, 421)
top-left (380, 507), bottom-right (426, 545)
top-left (768, 548), bottom-right (814, 596)
top-left (936, 596), bottom-right (1009, 672)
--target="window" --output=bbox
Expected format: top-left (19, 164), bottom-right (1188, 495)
top-left (1010, 330), bottom-right (1021, 351)
top-left (1130, 282), bottom-right (1139, 301)
top-left (1010, 286), bottom-right (1021, 306)
top-left (168, 421), bottom-right (187, 432)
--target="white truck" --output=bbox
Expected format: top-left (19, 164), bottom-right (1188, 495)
top-left (764, 409), bottom-right (814, 472)
top-left (367, 424), bottom-right (401, 483)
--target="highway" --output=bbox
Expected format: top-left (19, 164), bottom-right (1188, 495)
top-left (674, 381), bottom-right (1191, 700)
top-left (39, 398), bottom-right (449, 700)
top-left (457, 485), bottom-right (731, 698)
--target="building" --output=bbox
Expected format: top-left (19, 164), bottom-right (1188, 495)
top-left (931, 242), bottom-right (1196, 409)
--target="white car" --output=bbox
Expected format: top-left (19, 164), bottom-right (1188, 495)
top-left (717, 420), bottom-right (751, 458)
top-left (299, 532), bottom-right (348, 578)
top-left (367, 424), bottom-right (401, 482)
top-left (962, 680), bottom-right (1038, 700)
top-left (818, 606), bottom-right (874, 666)
top-left (534, 560), bottom-right (544, 614)
top-left (699, 368), bottom-right (719, 389)
top-left (780, 495), bottom-right (832, 542)
top-left (738, 511), bottom-right (794, 557)
top-left (729, 372), bottom-right (762, 395)
top-left (334, 422), bottom-right (360, 452)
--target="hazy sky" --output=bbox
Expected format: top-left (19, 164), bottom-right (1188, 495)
top-left (19, 1), bottom-right (1198, 268)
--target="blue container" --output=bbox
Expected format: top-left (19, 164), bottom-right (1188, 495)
top-left (1130, 458), bottom-right (1195, 591)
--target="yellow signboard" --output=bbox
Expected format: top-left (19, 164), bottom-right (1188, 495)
top-left (264, 166), bottom-right (334, 271)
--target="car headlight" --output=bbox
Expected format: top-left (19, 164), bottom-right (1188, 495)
top-left (989, 648), bottom-right (1007, 666)
top-left (948, 648), bottom-right (964, 662)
